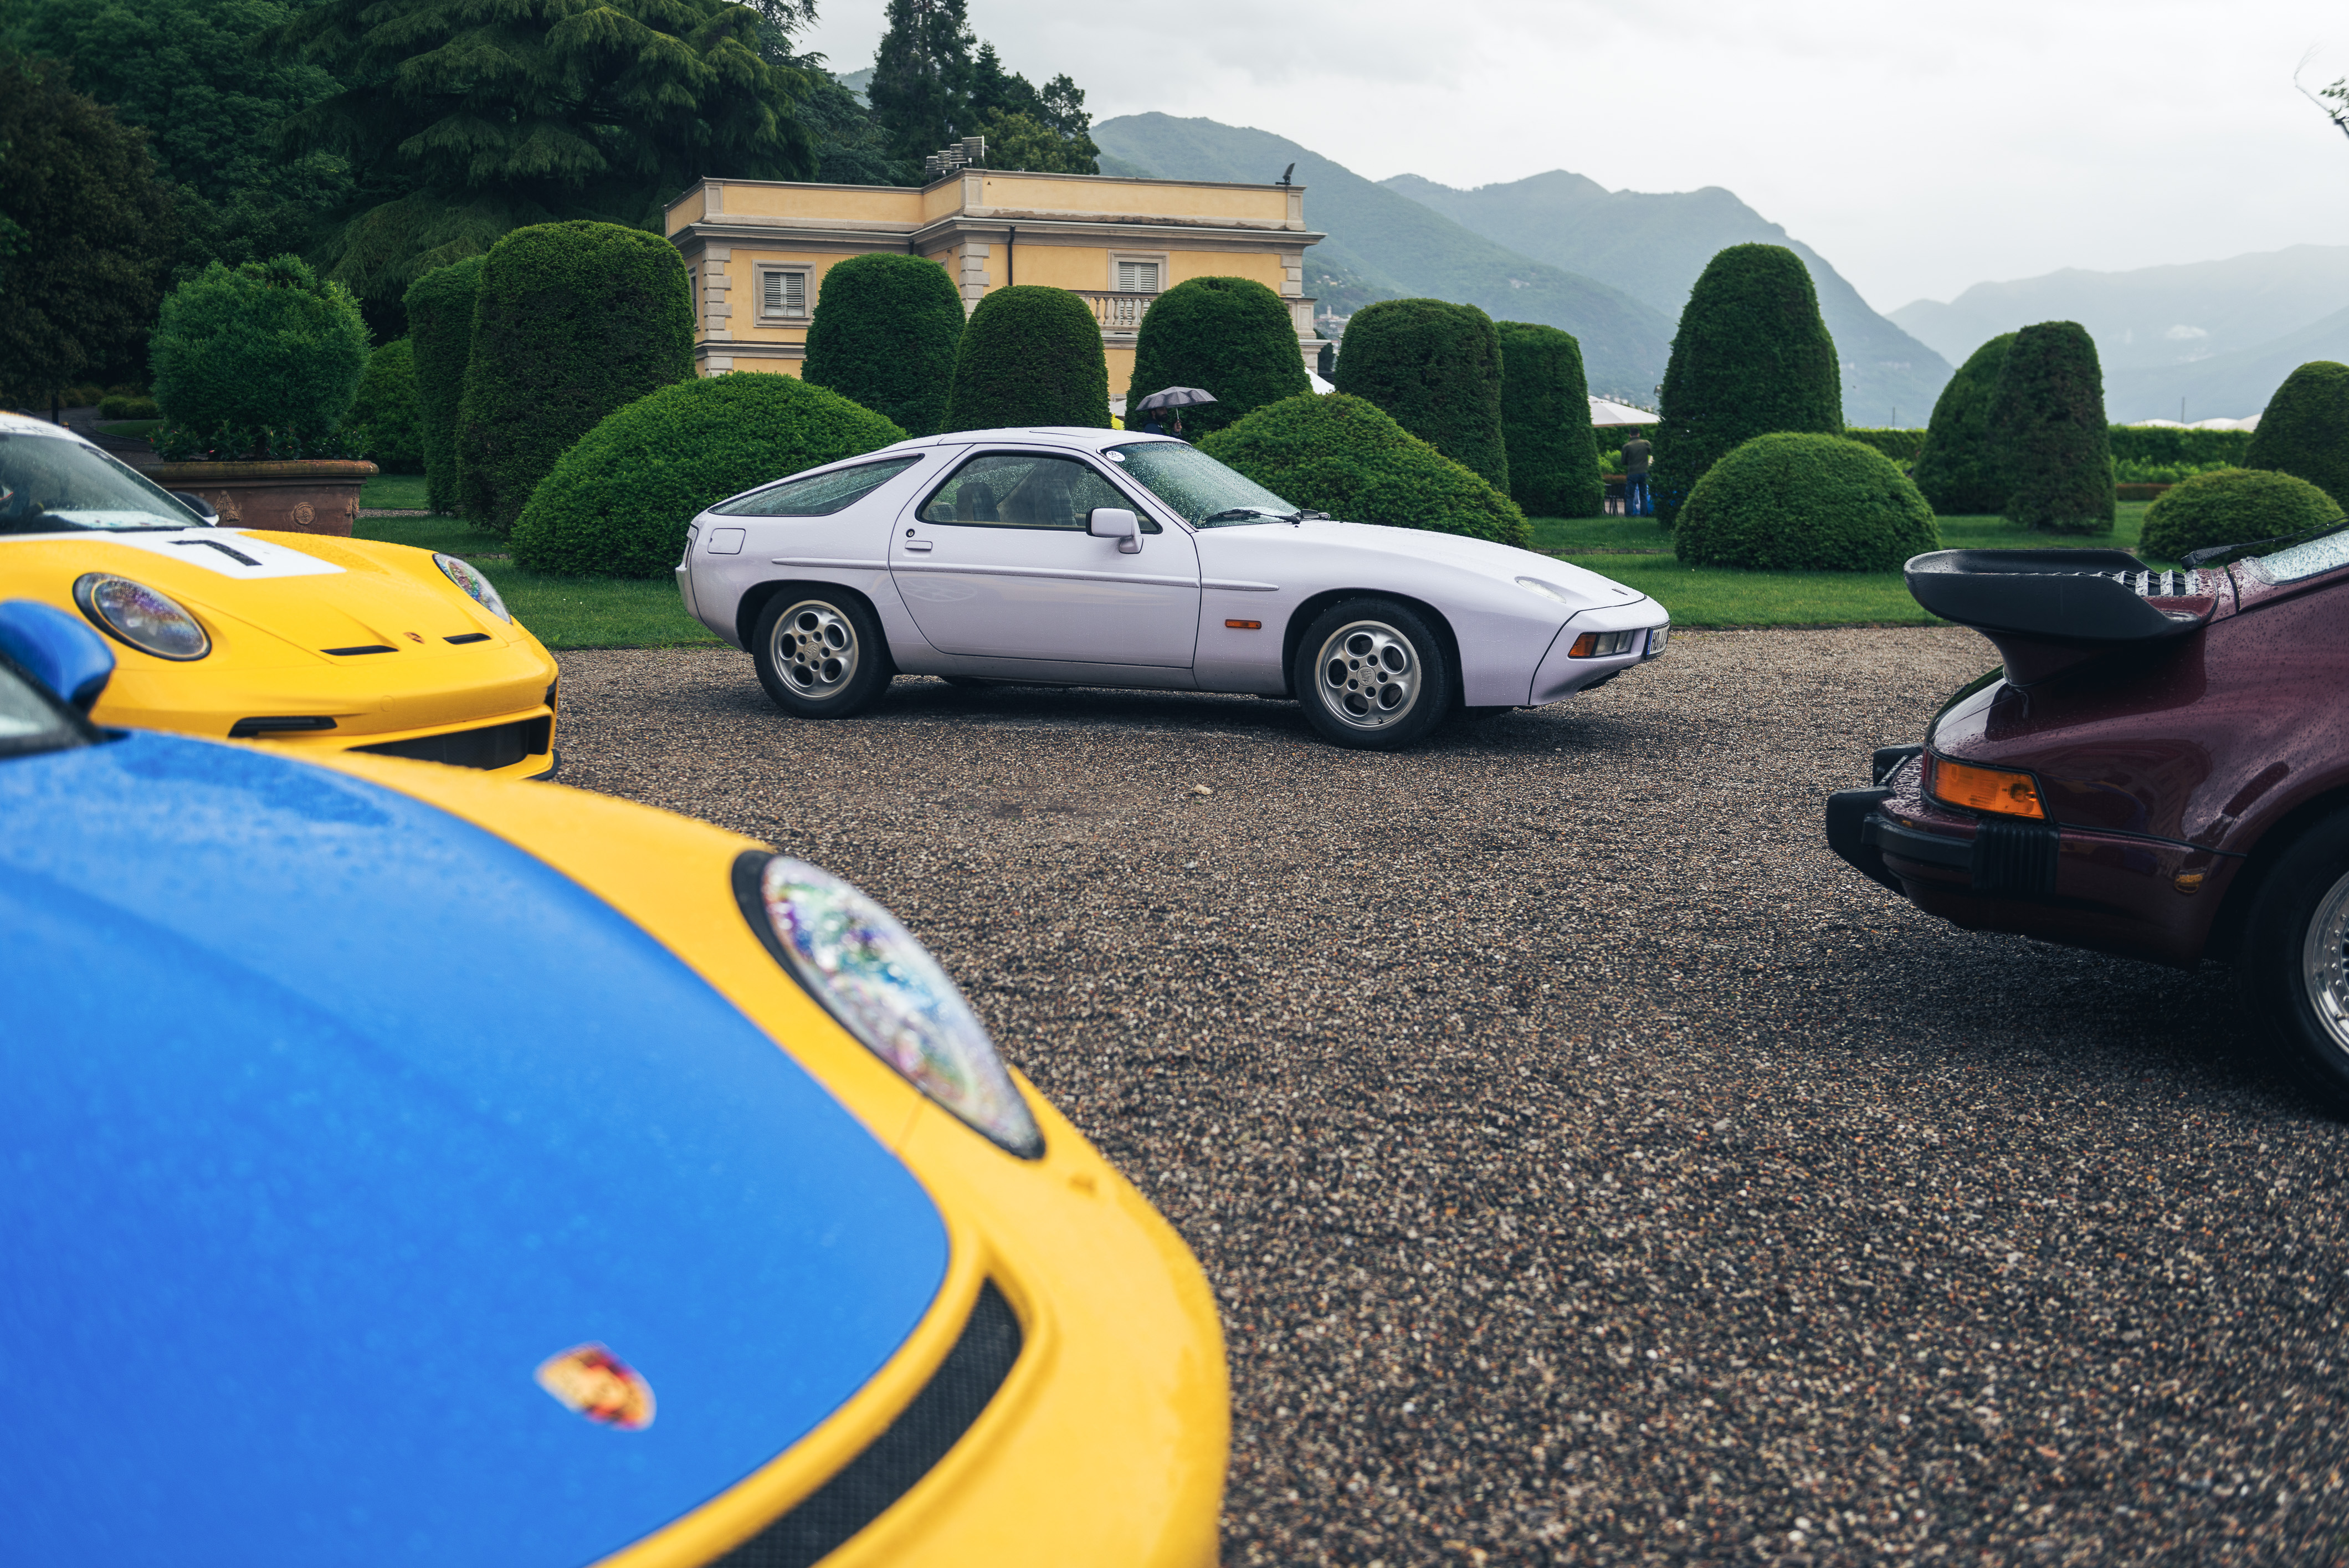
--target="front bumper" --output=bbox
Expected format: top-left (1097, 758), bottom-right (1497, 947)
top-left (1527, 613), bottom-right (1670, 704)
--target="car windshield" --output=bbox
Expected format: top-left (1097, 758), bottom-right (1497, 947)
top-left (2250, 525), bottom-right (2349, 585)
top-left (1105, 441), bottom-right (1300, 527)
top-left (0, 658), bottom-right (91, 759)
top-left (0, 432), bottom-right (207, 534)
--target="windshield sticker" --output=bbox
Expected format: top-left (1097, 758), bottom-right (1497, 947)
top-left (85, 530), bottom-right (345, 580)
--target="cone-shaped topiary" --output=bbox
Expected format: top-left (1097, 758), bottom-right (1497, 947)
top-left (1673, 432), bottom-right (1938, 571)
top-left (1495, 320), bottom-right (1603, 517)
top-left (1330, 298), bottom-right (1510, 491)
top-left (455, 221), bottom-right (694, 531)
top-left (941, 285), bottom-right (1110, 431)
top-left (1127, 275), bottom-right (1310, 440)
top-left (2138, 468), bottom-right (2341, 562)
top-left (1650, 244), bottom-right (1842, 526)
top-left (345, 338), bottom-right (424, 473)
top-left (802, 253), bottom-right (966, 437)
top-left (512, 373), bottom-right (906, 578)
top-left (404, 255), bottom-right (484, 515)
top-left (2245, 360), bottom-right (2349, 506)
top-left (150, 255), bottom-right (370, 453)
top-left (1198, 392), bottom-right (1530, 547)
top-left (1989, 320), bottom-right (2114, 533)
top-left (1911, 333), bottom-right (2015, 514)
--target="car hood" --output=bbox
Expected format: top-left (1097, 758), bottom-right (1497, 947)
top-left (0, 733), bottom-right (948, 1567)
top-left (1217, 518), bottom-right (1648, 611)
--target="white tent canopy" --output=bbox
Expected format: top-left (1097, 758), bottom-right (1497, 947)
top-left (1589, 396), bottom-right (1659, 426)
top-left (2129, 416), bottom-right (2261, 431)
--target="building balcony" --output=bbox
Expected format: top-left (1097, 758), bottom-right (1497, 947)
top-left (1074, 291), bottom-right (1318, 338)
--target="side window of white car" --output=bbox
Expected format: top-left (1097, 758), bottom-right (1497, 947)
top-left (918, 453), bottom-right (1158, 532)
top-left (709, 457), bottom-right (922, 517)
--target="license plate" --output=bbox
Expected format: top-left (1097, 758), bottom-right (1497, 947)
top-left (1647, 625), bottom-right (1670, 655)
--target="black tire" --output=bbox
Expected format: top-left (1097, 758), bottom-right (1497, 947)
top-left (1290, 598), bottom-right (1454, 750)
top-left (2239, 808), bottom-right (2349, 1113)
top-left (752, 590), bottom-right (891, 719)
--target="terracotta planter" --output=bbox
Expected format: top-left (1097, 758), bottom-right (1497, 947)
top-left (146, 459), bottom-right (378, 537)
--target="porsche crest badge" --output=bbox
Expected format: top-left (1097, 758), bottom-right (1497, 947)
top-left (535, 1343), bottom-right (655, 1430)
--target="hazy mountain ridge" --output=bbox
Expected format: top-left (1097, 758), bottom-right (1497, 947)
top-left (1091, 114), bottom-right (1674, 401)
top-left (1385, 171), bottom-right (1955, 427)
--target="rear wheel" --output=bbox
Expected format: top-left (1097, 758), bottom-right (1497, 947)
top-left (1291, 599), bottom-right (1453, 750)
top-left (752, 592), bottom-right (890, 719)
top-left (2240, 809), bottom-right (2349, 1113)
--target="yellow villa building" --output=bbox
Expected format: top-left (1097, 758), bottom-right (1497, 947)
top-left (663, 151), bottom-right (1327, 401)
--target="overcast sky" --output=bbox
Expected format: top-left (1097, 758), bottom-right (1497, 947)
top-left (794, 0), bottom-right (2349, 312)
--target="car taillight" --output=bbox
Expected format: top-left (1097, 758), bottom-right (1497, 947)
top-left (1568, 629), bottom-right (1640, 658)
top-left (1927, 754), bottom-right (2044, 819)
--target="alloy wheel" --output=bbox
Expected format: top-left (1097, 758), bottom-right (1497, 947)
top-left (2302, 865), bottom-right (2349, 1053)
top-left (770, 599), bottom-right (860, 700)
top-left (1311, 618), bottom-right (1422, 732)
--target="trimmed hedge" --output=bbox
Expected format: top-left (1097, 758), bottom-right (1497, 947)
top-left (1673, 433), bottom-right (1939, 571)
top-left (802, 253), bottom-right (965, 437)
top-left (1331, 298), bottom-right (1510, 491)
top-left (1496, 321), bottom-right (1603, 517)
top-left (1991, 320), bottom-right (2114, 533)
top-left (456, 222), bottom-right (694, 531)
top-left (511, 373), bottom-right (906, 578)
top-left (98, 393), bottom-right (158, 419)
top-left (1198, 392), bottom-right (1530, 547)
top-left (1652, 244), bottom-right (1842, 526)
top-left (1912, 334), bottom-right (2014, 514)
top-left (2139, 468), bottom-right (2342, 562)
top-left (1840, 427), bottom-right (1926, 463)
top-left (344, 338), bottom-right (424, 473)
top-left (1128, 275), bottom-right (1310, 440)
top-left (150, 255), bottom-right (370, 447)
top-left (2110, 426), bottom-right (2254, 465)
top-left (2245, 361), bottom-right (2349, 507)
top-left (942, 285), bottom-right (1110, 431)
top-left (404, 255), bottom-right (484, 516)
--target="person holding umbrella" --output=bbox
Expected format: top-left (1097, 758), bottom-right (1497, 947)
top-left (1132, 386), bottom-right (1215, 441)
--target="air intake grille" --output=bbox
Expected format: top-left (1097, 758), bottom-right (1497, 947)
top-left (2086, 568), bottom-right (2202, 598)
top-left (353, 716), bottom-right (551, 771)
top-left (714, 1282), bottom-right (1024, 1568)
top-left (1971, 818), bottom-right (2059, 897)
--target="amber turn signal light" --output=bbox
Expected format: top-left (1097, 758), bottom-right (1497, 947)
top-left (1927, 754), bottom-right (2044, 819)
top-left (1225, 619), bottom-right (1261, 629)
top-left (1568, 629), bottom-right (1640, 658)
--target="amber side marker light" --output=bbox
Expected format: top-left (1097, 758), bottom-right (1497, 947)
top-left (1927, 754), bottom-right (2045, 819)
top-left (1225, 619), bottom-right (1261, 629)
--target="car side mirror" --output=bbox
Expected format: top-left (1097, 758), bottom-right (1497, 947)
top-left (0, 598), bottom-right (115, 713)
top-left (1087, 506), bottom-right (1141, 554)
top-left (170, 490), bottom-right (219, 526)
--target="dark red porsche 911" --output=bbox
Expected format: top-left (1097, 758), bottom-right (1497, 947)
top-left (1827, 529), bottom-right (2349, 1108)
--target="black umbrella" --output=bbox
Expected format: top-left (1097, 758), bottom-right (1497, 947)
top-left (1132, 386), bottom-right (1217, 411)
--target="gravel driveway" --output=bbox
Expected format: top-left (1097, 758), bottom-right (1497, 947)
top-left (554, 629), bottom-right (2347, 1567)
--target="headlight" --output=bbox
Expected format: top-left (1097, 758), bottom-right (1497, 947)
top-left (1515, 576), bottom-right (1570, 604)
top-left (435, 553), bottom-right (511, 623)
top-left (735, 853), bottom-right (1044, 1158)
top-left (72, 574), bottom-right (209, 660)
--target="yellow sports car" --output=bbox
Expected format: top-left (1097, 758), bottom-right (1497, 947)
top-left (4, 598), bottom-right (1229, 1565)
top-left (0, 410), bottom-right (557, 775)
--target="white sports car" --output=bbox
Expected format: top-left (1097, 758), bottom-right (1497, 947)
top-left (675, 427), bottom-right (1669, 750)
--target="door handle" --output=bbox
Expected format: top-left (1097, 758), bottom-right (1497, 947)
top-left (903, 540), bottom-right (933, 553)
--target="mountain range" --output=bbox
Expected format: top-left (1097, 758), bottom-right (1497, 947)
top-left (1091, 114), bottom-right (1952, 425)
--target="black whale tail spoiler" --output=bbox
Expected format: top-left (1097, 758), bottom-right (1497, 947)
top-left (1903, 549), bottom-right (2217, 686)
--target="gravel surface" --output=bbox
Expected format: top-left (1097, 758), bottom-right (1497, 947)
top-left (555, 631), bottom-right (2348, 1567)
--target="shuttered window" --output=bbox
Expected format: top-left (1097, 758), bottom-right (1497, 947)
top-left (1115, 260), bottom-right (1160, 293)
top-left (761, 268), bottom-right (810, 318)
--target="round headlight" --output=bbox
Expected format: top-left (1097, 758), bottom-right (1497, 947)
top-left (72, 573), bottom-right (209, 660)
top-left (736, 853), bottom-right (1044, 1159)
top-left (435, 552), bottom-right (512, 623)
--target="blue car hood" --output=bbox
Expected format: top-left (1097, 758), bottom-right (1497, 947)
top-left (0, 734), bottom-right (948, 1566)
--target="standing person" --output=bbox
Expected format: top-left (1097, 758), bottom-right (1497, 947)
top-left (1620, 431), bottom-right (1654, 517)
top-left (1168, 410), bottom-right (1191, 442)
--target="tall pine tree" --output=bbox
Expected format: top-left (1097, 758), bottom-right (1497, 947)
top-left (867, 0), bottom-right (975, 164)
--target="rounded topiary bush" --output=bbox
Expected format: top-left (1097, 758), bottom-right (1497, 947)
top-left (511, 373), bottom-right (906, 578)
top-left (457, 221), bottom-right (694, 531)
top-left (1495, 320), bottom-right (1603, 517)
top-left (941, 285), bottom-right (1110, 431)
top-left (1912, 332), bottom-right (2014, 514)
top-left (1331, 298), bottom-right (1510, 491)
top-left (404, 255), bottom-right (485, 515)
top-left (1990, 320), bottom-right (2114, 534)
top-left (802, 253), bottom-right (966, 436)
top-left (1652, 243), bottom-right (1843, 526)
top-left (344, 338), bottom-right (424, 473)
top-left (1127, 275), bottom-right (1310, 440)
top-left (150, 255), bottom-right (370, 450)
top-left (2245, 360), bottom-right (2349, 505)
top-left (1673, 432), bottom-right (1939, 570)
top-left (1198, 392), bottom-right (1530, 547)
top-left (2138, 468), bottom-right (2342, 562)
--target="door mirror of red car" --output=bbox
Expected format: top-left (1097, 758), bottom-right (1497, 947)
top-left (1087, 507), bottom-right (1141, 554)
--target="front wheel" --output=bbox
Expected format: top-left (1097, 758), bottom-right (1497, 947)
top-left (2240, 809), bottom-right (2349, 1113)
top-left (753, 591), bottom-right (890, 719)
top-left (1290, 598), bottom-right (1453, 750)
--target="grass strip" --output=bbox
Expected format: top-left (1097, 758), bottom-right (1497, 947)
top-left (352, 514), bottom-right (722, 649)
top-left (358, 473), bottom-right (431, 509)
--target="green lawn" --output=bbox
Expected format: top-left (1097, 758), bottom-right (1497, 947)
top-left (352, 514), bottom-right (722, 650)
top-left (359, 472), bottom-right (431, 509)
top-left (95, 418), bottom-right (163, 438)
top-left (1535, 504), bottom-right (2158, 627)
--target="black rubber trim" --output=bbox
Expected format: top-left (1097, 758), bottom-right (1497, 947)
top-left (1972, 818), bottom-right (2060, 896)
top-left (352, 716), bottom-right (551, 770)
top-left (443, 632), bottom-right (491, 645)
top-left (1865, 813), bottom-right (1972, 871)
top-left (229, 715), bottom-right (338, 738)
top-left (713, 1282), bottom-right (1024, 1568)
top-left (1871, 745), bottom-right (1924, 786)
top-left (322, 644), bottom-right (397, 655)
top-left (1904, 549), bottom-right (2209, 643)
top-left (1825, 788), bottom-right (1899, 890)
